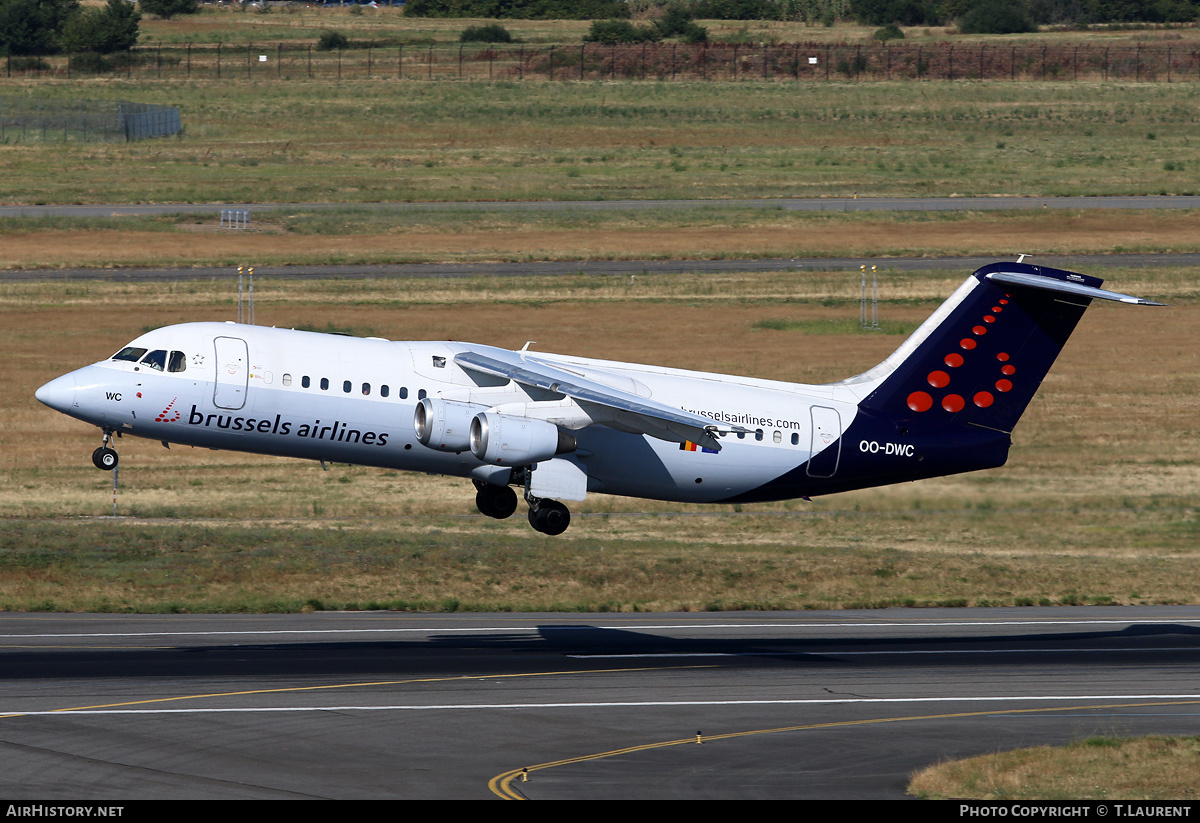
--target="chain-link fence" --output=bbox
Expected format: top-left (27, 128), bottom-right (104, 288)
top-left (5, 42), bottom-right (1199, 83)
top-left (0, 96), bottom-right (181, 143)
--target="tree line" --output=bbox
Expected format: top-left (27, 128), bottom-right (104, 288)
top-left (0, 0), bottom-right (195, 57)
top-left (3, 0), bottom-right (1197, 59)
top-left (406, 0), bottom-right (1199, 27)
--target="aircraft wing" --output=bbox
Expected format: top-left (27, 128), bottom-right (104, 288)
top-left (454, 349), bottom-right (733, 451)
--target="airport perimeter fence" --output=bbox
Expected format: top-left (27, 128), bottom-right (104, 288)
top-left (0, 97), bottom-right (181, 143)
top-left (5, 42), bottom-right (1200, 83)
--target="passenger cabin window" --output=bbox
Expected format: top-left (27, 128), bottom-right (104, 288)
top-left (362, 383), bottom-right (370, 395)
top-left (320, 378), bottom-right (329, 391)
top-left (302, 376), bottom-right (311, 388)
top-left (112, 347), bottom-right (146, 363)
top-left (380, 385), bottom-right (390, 398)
top-left (791, 433), bottom-right (800, 446)
top-left (399, 387), bottom-right (408, 400)
top-left (343, 380), bottom-right (352, 393)
top-left (755, 429), bottom-right (764, 442)
top-left (773, 431), bottom-right (782, 444)
top-left (282, 374), bottom-right (293, 387)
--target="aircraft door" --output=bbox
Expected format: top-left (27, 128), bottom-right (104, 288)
top-left (213, 336), bottom-right (249, 410)
top-left (806, 406), bottom-right (842, 478)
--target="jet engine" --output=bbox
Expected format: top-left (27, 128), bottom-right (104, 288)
top-left (469, 412), bottom-right (577, 466)
top-left (414, 398), bottom-right (480, 453)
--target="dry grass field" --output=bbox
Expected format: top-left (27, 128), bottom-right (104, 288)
top-left (909, 736), bottom-right (1200, 799)
top-left (2, 266), bottom-right (1196, 613)
top-left (5, 209), bottom-right (1200, 269)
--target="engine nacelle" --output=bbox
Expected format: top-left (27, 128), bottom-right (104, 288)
top-left (414, 398), bottom-right (481, 453)
top-left (469, 412), bottom-right (577, 466)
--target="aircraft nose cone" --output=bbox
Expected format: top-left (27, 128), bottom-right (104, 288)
top-left (35, 373), bottom-right (78, 413)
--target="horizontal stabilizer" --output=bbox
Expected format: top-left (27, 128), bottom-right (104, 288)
top-left (986, 271), bottom-right (1166, 306)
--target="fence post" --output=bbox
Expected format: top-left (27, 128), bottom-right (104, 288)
top-left (187, 43), bottom-right (191, 77)
top-left (581, 43), bottom-right (585, 81)
top-left (398, 44), bottom-right (402, 80)
top-left (458, 44), bottom-right (462, 78)
top-left (217, 42), bottom-right (221, 79)
top-left (278, 43), bottom-right (282, 79)
top-left (369, 45), bottom-right (373, 79)
top-left (549, 45), bottom-right (554, 81)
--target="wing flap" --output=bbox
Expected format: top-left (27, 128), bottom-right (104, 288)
top-left (455, 349), bottom-right (732, 450)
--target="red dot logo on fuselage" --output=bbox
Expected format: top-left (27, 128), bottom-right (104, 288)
top-left (156, 397), bottom-right (181, 423)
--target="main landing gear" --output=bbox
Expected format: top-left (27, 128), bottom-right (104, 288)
top-left (91, 429), bottom-right (118, 471)
top-left (474, 480), bottom-right (518, 520)
top-left (527, 497), bottom-right (570, 536)
top-left (472, 477), bottom-right (571, 535)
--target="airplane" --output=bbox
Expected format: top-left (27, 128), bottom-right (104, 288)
top-left (35, 260), bottom-right (1162, 535)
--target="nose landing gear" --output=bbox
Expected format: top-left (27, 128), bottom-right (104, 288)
top-left (91, 429), bottom-right (118, 471)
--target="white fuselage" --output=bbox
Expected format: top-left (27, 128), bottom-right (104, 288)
top-left (40, 322), bottom-right (862, 504)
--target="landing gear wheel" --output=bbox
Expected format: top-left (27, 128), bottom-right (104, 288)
top-left (92, 447), bottom-right (118, 471)
top-left (476, 485), bottom-right (518, 519)
top-left (528, 499), bottom-right (570, 536)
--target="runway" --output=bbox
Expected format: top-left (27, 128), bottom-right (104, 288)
top-left (3, 608), bottom-right (1200, 799)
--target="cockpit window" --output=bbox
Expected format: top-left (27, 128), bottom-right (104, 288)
top-left (140, 350), bottom-right (167, 372)
top-left (112, 347), bottom-right (147, 363)
top-left (168, 351), bottom-right (187, 373)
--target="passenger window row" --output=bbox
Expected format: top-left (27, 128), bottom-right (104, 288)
top-left (731, 428), bottom-right (802, 446)
top-left (283, 373), bottom-right (426, 401)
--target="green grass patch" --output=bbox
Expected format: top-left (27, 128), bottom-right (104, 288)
top-left (4, 81), bottom-right (1200, 204)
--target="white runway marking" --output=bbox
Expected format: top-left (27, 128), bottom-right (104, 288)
top-left (7, 694), bottom-right (1200, 716)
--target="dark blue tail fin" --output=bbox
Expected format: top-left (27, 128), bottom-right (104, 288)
top-left (859, 261), bottom-right (1158, 433)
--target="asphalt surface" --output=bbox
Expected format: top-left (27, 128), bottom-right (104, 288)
top-left (3, 195), bottom-right (1200, 218)
top-left (5, 253), bottom-right (1199, 284)
top-left (3, 608), bottom-right (1200, 799)
top-left (6, 195), bottom-right (1197, 282)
